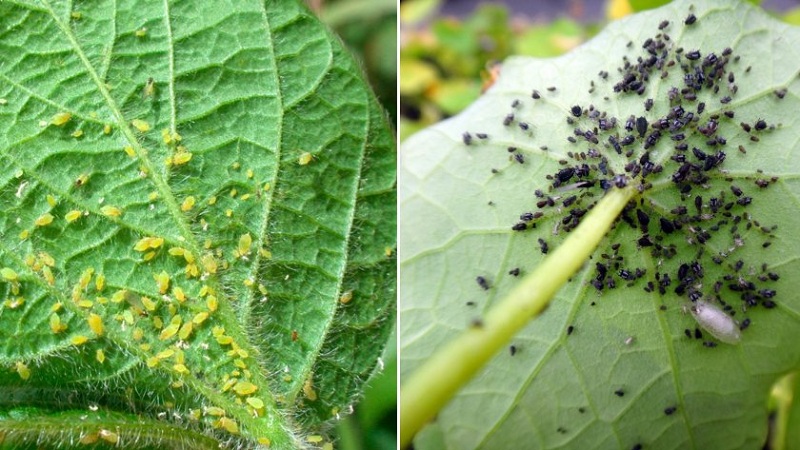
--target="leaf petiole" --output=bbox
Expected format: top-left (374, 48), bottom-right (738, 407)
top-left (399, 185), bottom-right (637, 447)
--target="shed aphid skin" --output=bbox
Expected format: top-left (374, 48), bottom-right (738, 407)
top-left (143, 77), bottom-right (156, 98)
top-left (689, 300), bottom-right (741, 344)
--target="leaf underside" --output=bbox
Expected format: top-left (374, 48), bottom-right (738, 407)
top-left (0, 0), bottom-right (395, 448)
top-left (400, 1), bottom-right (800, 449)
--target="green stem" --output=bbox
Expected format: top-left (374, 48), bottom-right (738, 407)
top-left (399, 186), bottom-right (637, 448)
top-left (770, 371), bottom-right (797, 450)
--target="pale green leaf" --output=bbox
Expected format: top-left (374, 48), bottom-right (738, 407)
top-left (400, 1), bottom-right (800, 448)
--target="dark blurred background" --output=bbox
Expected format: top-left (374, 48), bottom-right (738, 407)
top-left (399, 0), bottom-right (800, 141)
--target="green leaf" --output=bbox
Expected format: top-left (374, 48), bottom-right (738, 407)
top-left (0, 0), bottom-right (395, 448)
top-left (400, 0), bottom-right (800, 448)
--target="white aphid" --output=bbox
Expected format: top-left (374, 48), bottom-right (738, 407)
top-left (690, 300), bottom-right (741, 344)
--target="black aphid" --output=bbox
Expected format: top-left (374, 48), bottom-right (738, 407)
top-left (664, 406), bottom-right (677, 416)
top-left (740, 318), bottom-right (751, 330)
top-left (685, 13), bottom-right (697, 25)
top-left (532, 90), bottom-right (541, 99)
top-left (703, 341), bottom-right (718, 348)
top-left (547, 86), bottom-right (557, 92)
top-left (519, 122), bottom-right (529, 131)
top-left (567, 325), bottom-right (574, 336)
top-left (686, 50), bottom-right (701, 60)
top-left (462, 132), bottom-right (472, 145)
top-left (637, 209), bottom-right (650, 230)
top-left (476, 133), bottom-right (488, 140)
top-left (658, 20), bottom-right (669, 30)
top-left (571, 105), bottom-right (582, 117)
top-left (476, 276), bottom-right (490, 290)
top-left (660, 217), bottom-right (675, 234)
top-left (503, 114), bottom-right (514, 126)
top-left (509, 345), bottom-right (517, 356)
top-left (614, 389), bottom-right (625, 397)
top-left (644, 98), bottom-right (654, 111)
top-left (755, 119), bottom-right (767, 130)
top-left (515, 153), bottom-right (525, 164)
top-left (538, 238), bottom-right (549, 254)
top-left (775, 88), bottom-right (787, 99)
top-left (636, 116), bottom-right (648, 137)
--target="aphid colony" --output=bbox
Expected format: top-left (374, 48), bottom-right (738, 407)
top-left (464, 11), bottom-right (782, 346)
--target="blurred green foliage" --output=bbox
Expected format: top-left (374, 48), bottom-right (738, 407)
top-left (320, 0), bottom-right (397, 126)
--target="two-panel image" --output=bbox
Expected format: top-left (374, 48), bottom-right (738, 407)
top-left (0, 0), bottom-right (797, 449)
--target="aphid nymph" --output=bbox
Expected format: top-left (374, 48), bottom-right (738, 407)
top-left (689, 300), bottom-right (741, 344)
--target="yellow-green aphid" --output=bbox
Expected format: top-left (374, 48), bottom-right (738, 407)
top-left (306, 436), bottom-right (324, 444)
top-left (246, 397), bottom-right (264, 410)
top-left (143, 77), bottom-right (156, 98)
top-left (101, 205), bottom-right (122, 218)
top-left (192, 311), bottom-right (209, 324)
top-left (303, 378), bottom-right (318, 401)
top-left (42, 266), bottom-right (55, 285)
top-left (215, 417), bottom-right (239, 434)
top-left (236, 233), bottom-right (252, 258)
top-left (103, 124), bottom-right (112, 134)
top-left (298, 152), bottom-right (313, 165)
top-left (173, 363), bottom-right (189, 374)
top-left (173, 286), bottom-right (186, 303)
top-left (74, 173), bottom-right (90, 188)
top-left (131, 119), bottom-right (150, 132)
top-left (206, 295), bottom-right (218, 312)
top-left (95, 273), bottom-right (105, 291)
top-left (156, 349), bottom-right (175, 360)
top-left (1, 267), bottom-right (18, 281)
top-left (71, 11), bottom-right (82, 20)
top-left (246, 168), bottom-right (254, 179)
top-left (50, 313), bottom-right (66, 333)
top-left (71, 129), bottom-right (83, 138)
top-left (80, 433), bottom-right (99, 444)
top-left (178, 321), bottom-right (193, 340)
top-left (124, 146), bottom-right (136, 158)
top-left (155, 271), bottom-right (170, 294)
top-left (35, 213), bottom-right (54, 227)
top-left (99, 429), bottom-right (118, 444)
top-left (46, 194), bottom-right (57, 207)
top-left (173, 149), bottom-right (192, 166)
top-left (79, 267), bottom-right (94, 290)
top-left (51, 112), bottom-right (72, 126)
top-left (140, 296), bottom-right (157, 312)
top-left (201, 254), bottom-right (218, 274)
top-left (87, 313), bottom-right (104, 336)
top-left (71, 335), bottom-right (89, 346)
top-left (15, 361), bottom-right (30, 380)
top-left (65, 210), bottom-right (82, 223)
top-left (159, 315), bottom-right (182, 340)
top-left (233, 381), bottom-right (258, 396)
top-left (96, 349), bottom-right (106, 364)
top-left (135, 27), bottom-right (147, 37)
top-left (180, 196), bottom-right (195, 212)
